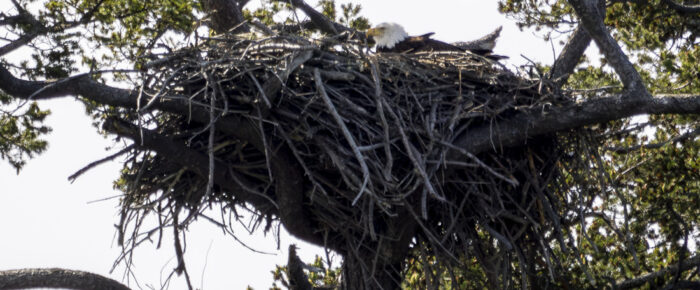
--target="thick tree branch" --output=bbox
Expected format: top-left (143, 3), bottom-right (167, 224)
top-left (0, 33), bottom-right (35, 56)
top-left (549, 24), bottom-right (592, 84)
top-left (288, 0), bottom-right (339, 35)
top-left (567, 0), bottom-right (650, 97)
top-left (202, 0), bottom-right (249, 33)
top-left (449, 93), bottom-right (700, 159)
top-left (0, 8), bottom-right (44, 56)
top-left (606, 126), bottom-right (700, 153)
top-left (615, 255), bottom-right (700, 289)
top-left (0, 268), bottom-right (130, 290)
top-left (662, 0), bottom-right (700, 13)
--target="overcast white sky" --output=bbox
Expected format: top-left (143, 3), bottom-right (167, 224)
top-left (0, 1), bottom-right (566, 289)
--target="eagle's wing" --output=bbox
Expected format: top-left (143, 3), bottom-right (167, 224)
top-left (399, 33), bottom-right (464, 53)
top-left (452, 26), bottom-right (508, 59)
top-left (453, 26), bottom-right (502, 52)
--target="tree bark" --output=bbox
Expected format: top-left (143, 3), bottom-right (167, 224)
top-left (340, 210), bottom-right (416, 290)
top-left (202, 0), bottom-right (249, 33)
top-left (0, 268), bottom-right (130, 290)
top-left (549, 24), bottom-right (591, 85)
top-left (567, 0), bottom-right (649, 97)
top-left (616, 255), bottom-right (700, 289)
top-left (449, 93), bottom-right (700, 158)
top-left (341, 252), bottom-right (403, 290)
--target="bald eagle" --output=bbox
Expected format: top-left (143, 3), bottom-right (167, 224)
top-left (366, 22), bottom-right (506, 59)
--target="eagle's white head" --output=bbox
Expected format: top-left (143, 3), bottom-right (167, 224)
top-left (367, 22), bottom-right (409, 49)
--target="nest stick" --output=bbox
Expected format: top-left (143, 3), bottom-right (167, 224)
top-left (369, 59), bottom-right (394, 182)
top-left (380, 97), bottom-right (442, 201)
top-left (68, 144), bottom-right (134, 183)
top-left (314, 68), bottom-right (372, 205)
top-left (439, 140), bottom-right (518, 186)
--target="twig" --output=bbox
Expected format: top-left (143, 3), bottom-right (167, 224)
top-left (314, 68), bottom-right (372, 205)
top-left (68, 145), bottom-right (134, 183)
top-left (606, 126), bottom-right (700, 153)
top-left (615, 255), bottom-right (700, 289)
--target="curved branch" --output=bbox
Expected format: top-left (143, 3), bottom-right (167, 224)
top-left (615, 255), bottom-right (700, 289)
top-left (567, 0), bottom-right (649, 97)
top-left (0, 268), bottom-right (130, 290)
top-left (606, 126), bottom-right (700, 153)
top-left (449, 93), bottom-right (700, 158)
top-left (662, 0), bottom-right (700, 13)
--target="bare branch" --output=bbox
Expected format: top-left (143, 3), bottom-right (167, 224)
top-left (549, 24), bottom-right (592, 84)
top-left (0, 30), bottom-right (40, 56)
top-left (315, 68), bottom-right (372, 204)
top-left (615, 255), bottom-right (700, 289)
top-left (0, 6), bottom-right (44, 56)
top-left (0, 268), bottom-right (130, 290)
top-left (449, 93), bottom-right (700, 158)
top-left (68, 144), bottom-right (134, 182)
top-left (606, 125), bottom-right (700, 153)
top-left (289, 0), bottom-right (339, 35)
top-left (567, 0), bottom-right (650, 97)
top-left (662, 0), bottom-right (700, 13)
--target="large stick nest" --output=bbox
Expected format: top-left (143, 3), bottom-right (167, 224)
top-left (109, 29), bottom-right (592, 284)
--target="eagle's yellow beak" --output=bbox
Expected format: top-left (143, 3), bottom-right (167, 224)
top-left (366, 27), bottom-right (382, 37)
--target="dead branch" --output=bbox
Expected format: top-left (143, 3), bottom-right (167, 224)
top-left (615, 255), bottom-right (700, 289)
top-left (549, 24), bottom-right (591, 85)
top-left (662, 0), bottom-right (700, 13)
top-left (0, 268), bottom-right (131, 290)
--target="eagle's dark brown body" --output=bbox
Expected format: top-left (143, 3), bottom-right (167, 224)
top-left (368, 23), bottom-right (507, 60)
top-left (375, 33), bottom-right (464, 53)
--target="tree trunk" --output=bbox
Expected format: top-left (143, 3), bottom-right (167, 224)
top-left (341, 252), bottom-right (403, 290)
top-left (202, 0), bottom-right (248, 33)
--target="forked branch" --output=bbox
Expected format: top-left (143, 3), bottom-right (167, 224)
top-left (567, 0), bottom-right (650, 97)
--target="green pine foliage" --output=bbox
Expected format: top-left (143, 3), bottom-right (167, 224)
top-left (0, 92), bottom-right (51, 172)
